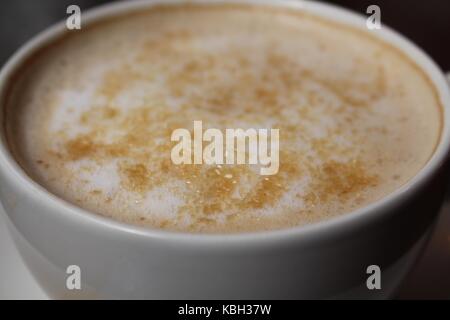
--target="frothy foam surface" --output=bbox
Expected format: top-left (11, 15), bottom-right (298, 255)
top-left (6, 4), bottom-right (442, 233)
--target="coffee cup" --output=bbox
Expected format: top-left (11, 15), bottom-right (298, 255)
top-left (0, 0), bottom-right (449, 299)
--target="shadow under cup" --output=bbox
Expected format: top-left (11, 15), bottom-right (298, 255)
top-left (0, 0), bottom-right (449, 299)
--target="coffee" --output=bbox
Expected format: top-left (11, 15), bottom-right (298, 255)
top-left (5, 4), bottom-right (442, 233)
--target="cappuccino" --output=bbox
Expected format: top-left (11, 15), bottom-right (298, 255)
top-left (5, 4), bottom-right (442, 233)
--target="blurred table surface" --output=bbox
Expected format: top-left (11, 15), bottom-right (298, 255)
top-left (0, 0), bottom-right (449, 300)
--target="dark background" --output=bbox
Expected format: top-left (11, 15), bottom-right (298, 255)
top-left (1, 0), bottom-right (450, 71)
top-left (0, 0), bottom-right (449, 300)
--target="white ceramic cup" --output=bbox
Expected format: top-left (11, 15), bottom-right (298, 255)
top-left (0, 0), bottom-right (449, 299)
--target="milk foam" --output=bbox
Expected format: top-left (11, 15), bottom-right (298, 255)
top-left (7, 4), bottom-right (442, 233)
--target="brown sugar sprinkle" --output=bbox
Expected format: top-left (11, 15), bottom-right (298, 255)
top-left (53, 28), bottom-right (389, 228)
top-left (80, 107), bottom-right (120, 124)
top-left (172, 165), bottom-right (241, 217)
top-left (60, 103), bottom-right (378, 228)
top-left (97, 65), bottom-right (143, 102)
top-left (65, 134), bottom-right (129, 161)
top-left (119, 162), bottom-right (153, 193)
top-left (240, 175), bottom-right (286, 210)
top-left (305, 159), bottom-right (379, 206)
top-left (66, 135), bottom-right (97, 160)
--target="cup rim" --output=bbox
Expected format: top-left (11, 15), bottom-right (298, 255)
top-left (0, 0), bottom-right (449, 245)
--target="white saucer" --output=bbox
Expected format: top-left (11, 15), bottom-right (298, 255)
top-left (1, 200), bottom-right (449, 300)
